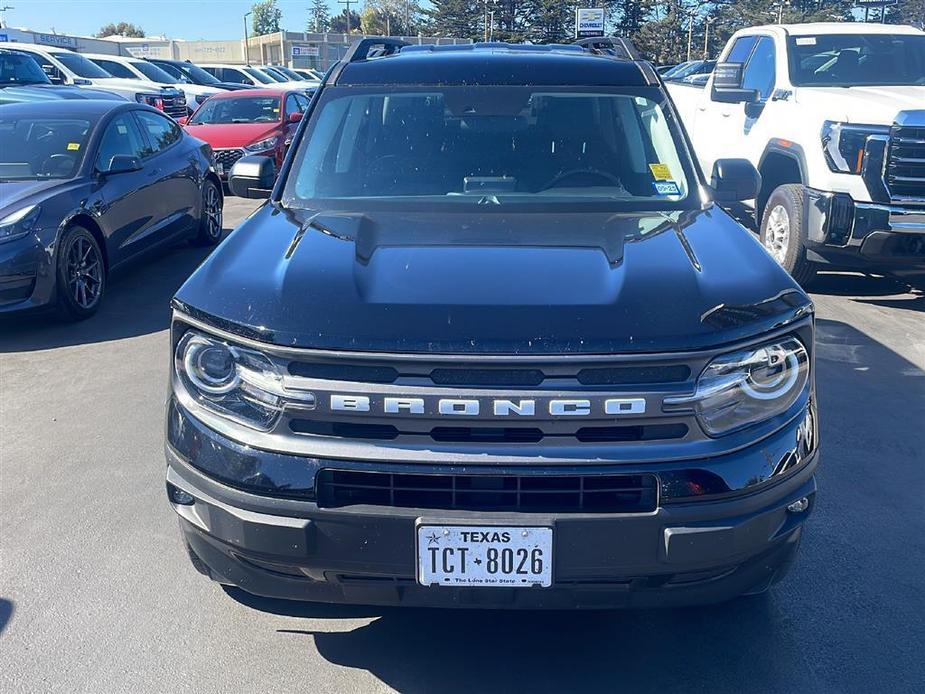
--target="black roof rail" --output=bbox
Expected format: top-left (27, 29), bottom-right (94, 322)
top-left (344, 37), bottom-right (409, 63)
top-left (327, 37), bottom-right (409, 85)
top-left (574, 36), bottom-right (641, 61)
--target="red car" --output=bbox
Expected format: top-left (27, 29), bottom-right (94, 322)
top-left (180, 88), bottom-right (311, 181)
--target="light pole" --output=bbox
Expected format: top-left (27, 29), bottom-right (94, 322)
top-left (243, 11), bottom-right (251, 64)
top-left (687, 14), bottom-right (694, 62)
top-left (0, 5), bottom-right (14, 29)
top-left (703, 17), bottom-right (715, 60)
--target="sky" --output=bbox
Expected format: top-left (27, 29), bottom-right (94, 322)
top-left (0, 0), bottom-right (353, 41)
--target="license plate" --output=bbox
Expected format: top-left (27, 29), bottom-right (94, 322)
top-left (417, 525), bottom-right (553, 588)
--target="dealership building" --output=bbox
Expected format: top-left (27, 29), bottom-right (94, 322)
top-left (0, 26), bottom-right (470, 71)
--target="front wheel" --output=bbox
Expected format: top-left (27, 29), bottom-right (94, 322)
top-left (55, 225), bottom-right (106, 321)
top-left (759, 184), bottom-right (817, 287)
top-left (192, 179), bottom-right (223, 247)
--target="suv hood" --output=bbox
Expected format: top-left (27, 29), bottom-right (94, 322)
top-left (182, 122), bottom-right (280, 149)
top-left (175, 205), bottom-right (811, 354)
top-left (89, 77), bottom-right (180, 94)
top-left (795, 86), bottom-right (925, 124)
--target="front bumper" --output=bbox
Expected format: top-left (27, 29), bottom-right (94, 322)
top-left (166, 400), bottom-right (818, 609)
top-left (804, 187), bottom-right (925, 270)
top-left (0, 234), bottom-right (54, 313)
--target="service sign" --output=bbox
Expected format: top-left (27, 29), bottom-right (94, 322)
top-left (575, 7), bottom-right (605, 39)
top-left (36, 33), bottom-right (78, 48)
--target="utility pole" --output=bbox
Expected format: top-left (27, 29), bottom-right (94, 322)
top-left (243, 11), bottom-right (251, 64)
top-left (687, 14), bottom-right (694, 62)
top-left (338, 0), bottom-right (353, 34)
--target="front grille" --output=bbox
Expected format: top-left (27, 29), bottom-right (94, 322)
top-left (887, 124), bottom-right (925, 200)
top-left (316, 469), bottom-right (659, 513)
top-left (161, 95), bottom-right (187, 120)
top-left (213, 148), bottom-right (244, 174)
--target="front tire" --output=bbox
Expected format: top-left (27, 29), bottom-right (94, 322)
top-left (192, 178), bottom-right (223, 247)
top-left (55, 225), bottom-right (106, 321)
top-left (760, 184), bottom-right (817, 287)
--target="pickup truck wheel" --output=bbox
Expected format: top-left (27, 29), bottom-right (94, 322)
top-left (191, 179), bottom-right (223, 247)
top-left (760, 184), bottom-right (816, 287)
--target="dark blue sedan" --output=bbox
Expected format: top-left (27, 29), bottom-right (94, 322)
top-left (0, 100), bottom-right (223, 319)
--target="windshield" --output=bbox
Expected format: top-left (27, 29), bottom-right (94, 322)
top-left (132, 61), bottom-right (177, 84)
top-left (52, 51), bottom-right (111, 78)
top-left (274, 65), bottom-right (303, 81)
top-left (0, 53), bottom-right (51, 86)
top-left (0, 117), bottom-right (90, 179)
top-left (283, 87), bottom-right (694, 211)
top-left (244, 67), bottom-right (274, 84)
top-left (260, 67), bottom-right (288, 82)
top-left (189, 96), bottom-right (281, 124)
top-left (789, 34), bottom-right (925, 86)
top-left (177, 62), bottom-right (221, 85)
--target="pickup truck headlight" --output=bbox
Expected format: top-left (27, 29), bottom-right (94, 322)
top-left (664, 337), bottom-right (809, 436)
top-left (244, 135), bottom-right (279, 153)
top-left (821, 121), bottom-right (890, 175)
top-left (0, 204), bottom-right (41, 244)
top-left (175, 331), bottom-right (291, 430)
top-left (135, 93), bottom-right (164, 109)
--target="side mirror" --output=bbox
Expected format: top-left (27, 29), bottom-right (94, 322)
top-left (177, 115), bottom-right (189, 125)
top-left (288, 111), bottom-right (303, 123)
top-left (102, 155), bottom-right (142, 175)
top-left (710, 62), bottom-right (759, 104)
top-left (710, 159), bottom-right (761, 203)
top-left (228, 155), bottom-right (276, 198)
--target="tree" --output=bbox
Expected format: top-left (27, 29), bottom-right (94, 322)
top-left (308, 0), bottom-right (331, 32)
top-left (888, 0), bottom-right (925, 29)
top-left (363, 0), bottom-right (422, 35)
top-left (424, 0), bottom-right (484, 39)
top-left (525, 1), bottom-right (579, 43)
top-left (251, 0), bottom-right (282, 36)
top-left (95, 22), bottom-right (145, 38)
top-left (330, 9), bottom-right (362, 33)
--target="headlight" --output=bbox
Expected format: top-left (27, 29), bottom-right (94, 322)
top-left (175, 331), bottom-right (310, 430)
top-left (0, 204), bottom-right (41, 244)
top-left (244, 135), bottom-right (279, 153)
top-left (135, 93), bottom-right (164, 109)
top-left (821, 121), bottom-right (890, 175)
top-left (664, 337), bottom-right (809, 436)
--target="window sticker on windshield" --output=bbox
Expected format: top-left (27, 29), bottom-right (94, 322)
top-left (653, 181), bottom-right (680, 196)
top-left (67, 142), bottom-right (80, 151)
top-left (648, 163), bottom-right (672, 181)
top-left (795, 37), bottom-right (816, 46)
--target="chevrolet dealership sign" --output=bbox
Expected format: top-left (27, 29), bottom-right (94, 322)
top-left (575, 8), bottom-right (605, 39)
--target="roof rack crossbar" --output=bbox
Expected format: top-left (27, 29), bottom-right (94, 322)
top-left (343, 37), bottom-right (409, 64)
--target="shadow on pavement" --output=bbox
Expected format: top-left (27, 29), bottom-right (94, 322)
top-left (0, 237), bottom-right (223, 354)
top-left (0, 598), bottom-right (12, 636)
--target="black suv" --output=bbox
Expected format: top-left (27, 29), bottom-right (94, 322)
top-left (165, 40), bottom-right (818, 609)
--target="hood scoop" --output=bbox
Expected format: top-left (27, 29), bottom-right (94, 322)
top-left (285, 210), bottom-right (687, 267)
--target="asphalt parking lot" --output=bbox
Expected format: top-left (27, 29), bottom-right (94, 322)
top-left (1, 196), bottom-right (923, 694)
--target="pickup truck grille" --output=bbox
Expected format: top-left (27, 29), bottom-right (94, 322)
top-left (161, 94), bottom-right (188, 120)
top-left (887, 124), bottom-right (925, 200)
top-left (316, 469), bottom-right (659, 513)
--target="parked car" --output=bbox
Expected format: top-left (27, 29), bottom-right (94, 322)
top-left (664, 59), bottom-right (716, 82)
top-left (0, 100), bottom-right (222, 319)
top-left (180, 88), bottom-right (310, 180)
top-left (656, 64), bottom-right (678, 74)
top-left (84, 53), bottom-right (221, 113)
top-left (262, 64), bottom-right (319, 89)
top-left (148, 58), bottom-right (257, 92)
top-left (4, 43), bottom-right (186, 117)
top-left (667, 22), bottom-right (925, 283)
top-left (198, 63), bottom-right (276, 88)
top-left (165, 39), bottom-right (818, 609)
top-left (293, 67), bottom-right (324, 81)
top-left (0, 49), bottom-right (122, 104)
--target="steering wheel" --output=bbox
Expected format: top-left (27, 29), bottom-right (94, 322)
top-left (41, 154), bottom-right (75, 177)
top-left (541, 168), bottom-right (621, 190)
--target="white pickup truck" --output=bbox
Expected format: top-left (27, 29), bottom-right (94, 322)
top-left (667, 22), bottom-right (925, 283)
